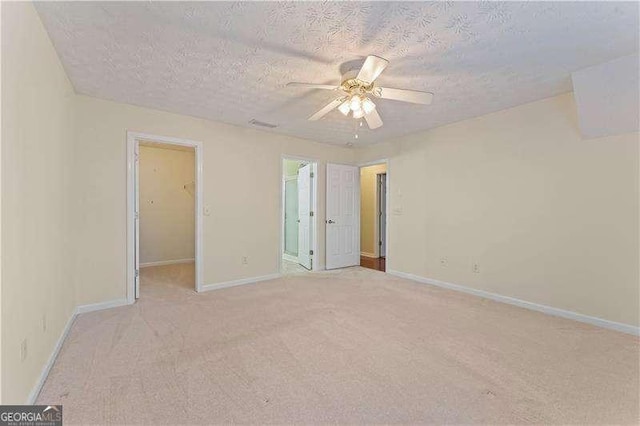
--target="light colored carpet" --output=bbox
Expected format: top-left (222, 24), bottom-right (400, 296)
top-left (37, 263), bottom-right (639, 424)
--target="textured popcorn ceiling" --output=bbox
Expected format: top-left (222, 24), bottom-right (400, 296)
top-left (36, 1), bottom-right (639, 146)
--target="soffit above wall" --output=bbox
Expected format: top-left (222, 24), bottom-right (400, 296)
top-left (35, 2), bottom-right (638, 146)
top-left (572, 54), bottom-right (640, 139)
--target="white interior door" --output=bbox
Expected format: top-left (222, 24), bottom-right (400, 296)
top-left (326, 163), bottom-right (360, 269)
top-left (134, 142), bottom-right (140, 299)
top-left (297, 164), bottom-right (312, 270)
top-left (378, 173), bottom-right (387, 258)
top-left (284, 179), bottom-right (299, 256)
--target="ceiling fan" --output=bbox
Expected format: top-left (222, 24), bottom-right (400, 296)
top-left (287, 55), bottom-right (433, 130)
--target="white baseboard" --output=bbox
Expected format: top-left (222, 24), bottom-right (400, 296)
top-left (76, 298), bottom-right (130, 314)
top-left (26, 309), bottom-right (76, 404)
top-left (140, 258), bottom-right (194, 268)
top-left (387, 270), bottom-right (639, 336)
top-left (200, 273), bottom-right (281, 293)
top-left (27, 297), bottom-right (132, 403)
top-left (26, 273), bottom-right (286, 403)
top-left (360, 252), bottom-right (378, 258)
top-left (282, 253), bottom-right (298, 263)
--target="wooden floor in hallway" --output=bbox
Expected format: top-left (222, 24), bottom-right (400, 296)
top-left (360, 255), bottom-right (385, 272)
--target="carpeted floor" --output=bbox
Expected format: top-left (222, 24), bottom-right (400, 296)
top-left (37, 263), bottom-right (639, 424)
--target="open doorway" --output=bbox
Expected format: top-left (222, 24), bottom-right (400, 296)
top-left (138, 141), bottom-right (195, 296)
top-left (127, 132), bottom-right (203, 303)
top-left (360, 163), bottom-right (387, 272)
top-left (281, 157), bottom-right (317, 274)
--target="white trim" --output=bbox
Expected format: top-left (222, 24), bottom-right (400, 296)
top-left (140, 258), bottom-right (195, 268)
top-left (388, 270), bottom-right (640, 336)
top-left (360, 252), bottom-right (378, 258)
top-left (26, 297), bottom-right (131, 403)
top-left (376, 172), bottom-right (387, 258)
top-left (280, 155), bottom-right (319, 273)
top-left (282, 253), bottom-right (298, 263)
top-left (26, 310), bottom-right (76, 404)
top-left (75, 298), bottom-right (130, 315)
top-left (127, 131), bottom-right (204, 302)
top-left (200, 273), bottom-right (281, 292)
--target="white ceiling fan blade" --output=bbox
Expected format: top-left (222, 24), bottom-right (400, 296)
top-left (356, 55), bottom-right (389, 84)
top-left (374, 87), bottom-right (433, 105)
top-left (287, 82), bottom-right (339, 90)
top-left (365, 108), bottom-right (383, 129)
top-left (308, 98), bottom-right (344, 121)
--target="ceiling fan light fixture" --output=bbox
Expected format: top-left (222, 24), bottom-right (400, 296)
top-left (338, 100), bottom-right (351, 116)
top-left (352, 108), bottom-right (365, 119)
top-left (362, 98), bottom-right (376, 114)
top-left (349, 95), bottom-right (363, 111)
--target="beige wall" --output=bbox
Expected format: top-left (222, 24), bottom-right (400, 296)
top-left (139, 145), bottom-right (195, 265)
top-left (356, 92), bottom-right (640, 327)
top-left (360, 164), bottom-right (386, 256)
top-left (1, 2), bottom-right (76, 403)
top-left (73, 95), bottom-right (355, 305)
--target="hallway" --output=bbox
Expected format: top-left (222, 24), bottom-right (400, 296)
top-left (360, 256), bottom-right (385, 272)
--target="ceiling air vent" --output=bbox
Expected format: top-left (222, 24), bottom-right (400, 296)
top-left (249, 119), bottom-right (278, 129)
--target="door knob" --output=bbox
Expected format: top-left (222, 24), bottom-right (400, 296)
top-left (327, 220), bottom-right (335, 224)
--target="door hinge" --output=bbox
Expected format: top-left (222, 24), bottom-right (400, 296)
top-left (135, 211), bottom-right (139, 219)
top-left (309, 250), bottom-right (314, 256)
top-left (379, 241), bottom-right (382, 246)
top-left (310, 211), bottom-right (314, 217)
top-left (310, 172), bottom-right (314, 178)
top-left (135, 269), bottom-right (139, 277)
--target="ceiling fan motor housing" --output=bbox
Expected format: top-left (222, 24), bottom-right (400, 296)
top-left (340, 69), bottom-right (374, 93)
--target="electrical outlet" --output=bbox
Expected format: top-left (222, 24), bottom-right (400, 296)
top-left (242, 256), bottom-right (248, 265)
top-left (20, 339), bottom-right (28, 362)
top-left (472, 263), bottom-right (481, 273)
top-left (440, 258), bottom-right (448, 268)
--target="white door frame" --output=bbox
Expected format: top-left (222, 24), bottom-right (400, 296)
top-left (376, 172), bottom-right (387, 258)
top-left (280, 155), bottom-right (319, 272)
top-left (126, 131), bottom-right (204, 303)
top-left (359, 159), bottom-right (390, 269)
